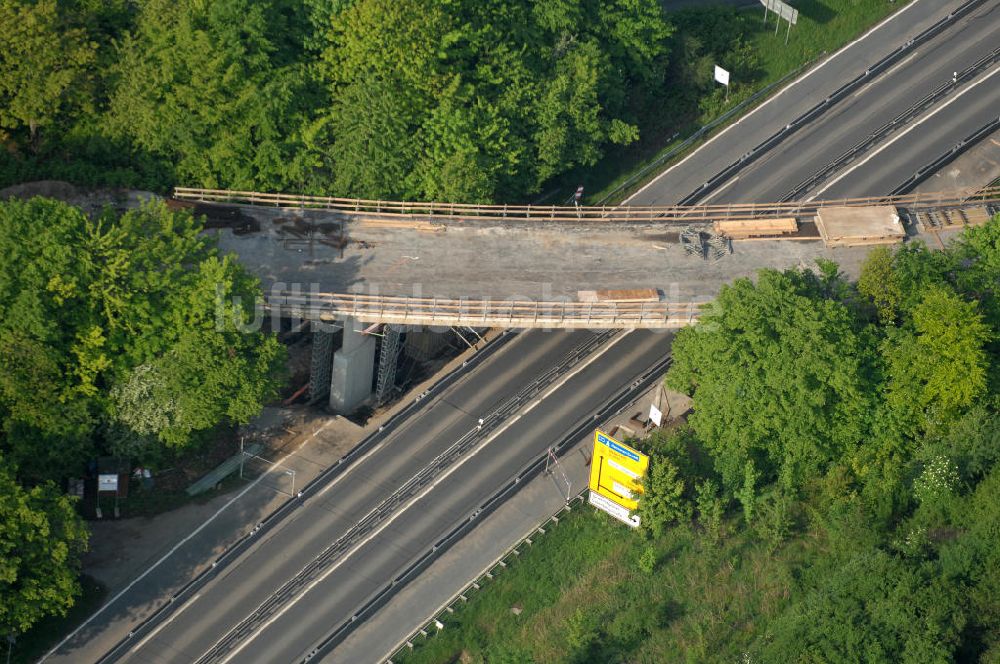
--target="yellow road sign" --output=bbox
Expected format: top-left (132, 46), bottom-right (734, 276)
top-left (588, 430), bottom-right (649, 527)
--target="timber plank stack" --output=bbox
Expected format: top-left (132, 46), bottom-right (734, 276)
top-left (713, 217), bottom-right (798, 239)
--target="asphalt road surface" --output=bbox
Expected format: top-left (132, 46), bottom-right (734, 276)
top-left (626, 0), bottom-right (975, 205)
top-left (86, 4), bottom-right (998, 663)
top-left (117, 329), bottom-right (670, 663)
top-left (814, 63), bottom-right (1000, 198)
top-left (703, 2), bottom-right (1000, 203)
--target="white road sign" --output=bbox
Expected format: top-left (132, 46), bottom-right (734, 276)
top-left (98, 473), bottom-right (119, 492)
top-left (761, 0), bottom-right (798, 25)
top-left (589, 490), bottom-right (640, 527)
top-left (714, 65), bottom-right (730, 87)
top-left (649, 403), bottom-right (663, 427)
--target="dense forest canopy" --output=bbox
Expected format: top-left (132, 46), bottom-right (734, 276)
top-left (0, 0), bottom-right (766, 202)
top-left (649, 218), bottom-right (1000, 661)
top-left (0, 196), bottom-right (286, 638)
top-left (0, 198), bottom-right (286, 484)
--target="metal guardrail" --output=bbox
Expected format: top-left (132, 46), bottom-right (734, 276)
top-left (891, 115), bottom-right (1000, 195)
top-left (268, 292), bottom-right (704, 329)
top-left (782, 46), bottom-right (1000, 201)
top-left (676, 0), bottom-right (989, 205)
top-left (175, 185), bottom-right (1000, 226)
top-left (594, 61), bottom-right (814, 206)
top-left (380, 491), bottom-right (588, 663)
top-left (93, 330), bottom-right (520, 664)
top-left (191, 331), bottom-right (620, 663)
top-left (310, 354), bottom-right (675, 664)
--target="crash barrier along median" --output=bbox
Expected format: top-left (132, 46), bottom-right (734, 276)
top-left (93, 330), bottom-right (519, 664)
top-left (306, 353), bottom-right (675, 663)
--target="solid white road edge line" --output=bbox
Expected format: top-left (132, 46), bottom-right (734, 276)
top-left (212, 330), bottom-right (635, 664)
top-left (129, 593), bottom-right (201, 653)
top-left (315, 332), bottom-right (530, 500)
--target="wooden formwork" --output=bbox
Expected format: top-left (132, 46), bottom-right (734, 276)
top-left (173, 186), bottom-right (1000, 227)
top-left (814, 205), bottom-right (905, 247)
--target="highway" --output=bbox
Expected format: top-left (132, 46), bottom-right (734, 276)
top-left (84, 3), bottom-right (1000, 663)
top-left (116, 328), bottom-right (670, 663)
top-left (814, 64), bottom-right (1000, 198)
top-left (701, 2), bottom-right (1000, 204)
top-left (626, 0), bottom-right (982, 206)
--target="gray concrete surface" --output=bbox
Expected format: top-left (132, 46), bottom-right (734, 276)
top-left (329, 318), bottom-right (375, 412)
top-left (913, 128), bottom-right (1000, 193)
top-left (215, 209), bottom-right (874, 305)
top-left (113, 330), bottom-right (670, 663)
top-left (626, 0), bottom-right (971, 206)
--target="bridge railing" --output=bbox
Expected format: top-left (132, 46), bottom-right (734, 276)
top-left (266, 292), bottom-right (703, 329)
top-left (174, 186), bottom-right (1000, 226)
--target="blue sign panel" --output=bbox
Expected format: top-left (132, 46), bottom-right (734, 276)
top-left (596, 432), bottom-right (641, 462)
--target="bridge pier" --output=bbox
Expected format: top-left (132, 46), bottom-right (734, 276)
top-left (308, 327), bottom-right (336, 405)
top-left (329, 318), bottom-right (376, 413)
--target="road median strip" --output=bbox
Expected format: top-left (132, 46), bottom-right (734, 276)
top-left (306, 353), bottom-right (674, 663)
top-left (179, 331), bottom-right (621, 663)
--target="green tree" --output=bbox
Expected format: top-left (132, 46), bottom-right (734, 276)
top-left (694, 479), bottom-right (725, 543)
top-left (666, 268), bottom-right (873, 493)
top-left (0, 198), bottom-right (285, 479)
top-left (948, 214), bottom-right (1000, 326)
top-left (0, 0), bottom-right (96, 146)
top-left (0, 199), bottom-right (102, 478)
top-left (756, 551), bottom-right (965, 663)
top-left (638, 456), bottom-right (689, 538)
top-left (317, 0), bottom-right (671, 201)
top-left (110, 255), bottom-right (286, 448)
top-left (858, 246), bottom-right (902, 324)
top-left (921, 406), bottom-right (1000, 483)
top-left (883, 285), bottom-right (990, 431)
top-left (888, 241), bottom-right (950, 314)
top-left (109, 0), bottom-right (317, 191)
top-left (753, 487), bottom-right (795, 551)
top-left (0, 459), bottom-right (88, 637)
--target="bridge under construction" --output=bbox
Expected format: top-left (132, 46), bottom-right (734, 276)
top-left (173, 185), bottom-right (1000, 413)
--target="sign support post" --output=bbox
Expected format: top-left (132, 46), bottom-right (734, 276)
top-left (760, 0), bottom-right (798, 45)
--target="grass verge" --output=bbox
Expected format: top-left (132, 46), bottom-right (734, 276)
top-left (395, 504), bottom-right (816, 664)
